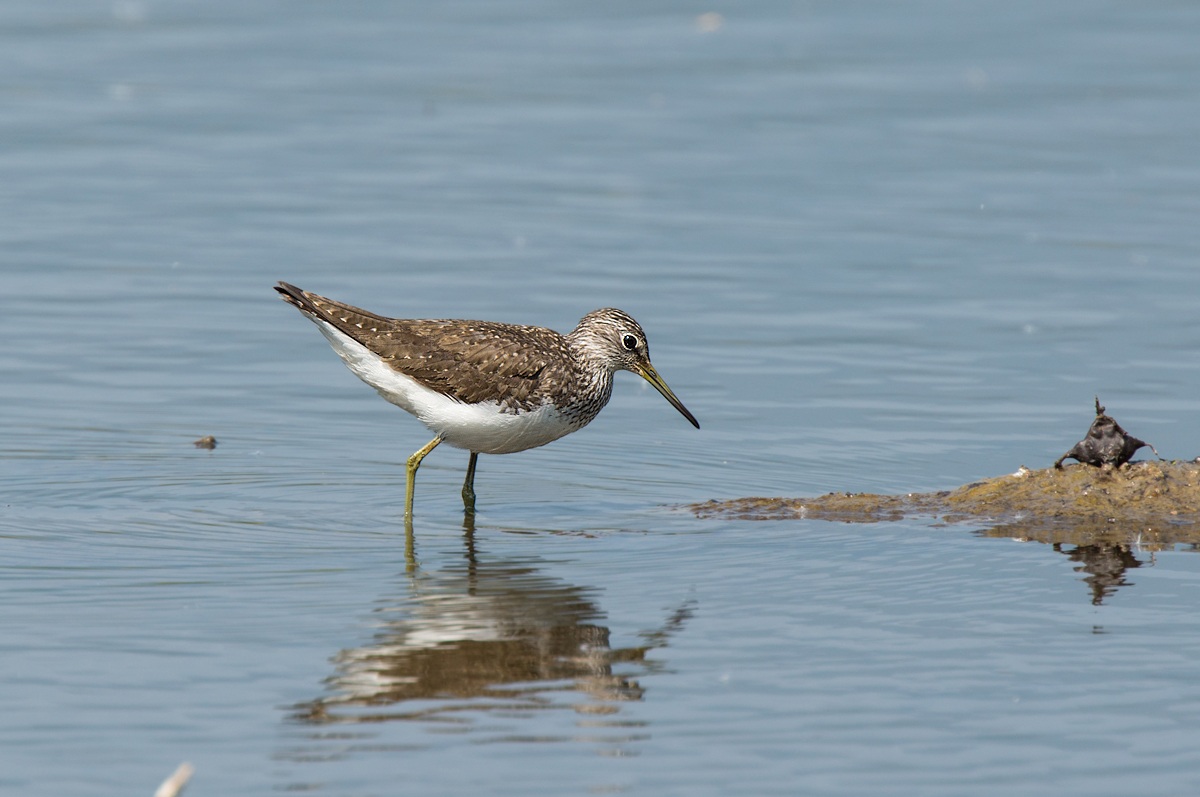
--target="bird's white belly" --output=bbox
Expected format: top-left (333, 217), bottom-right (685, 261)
top-left (316, 321), bottom-right (582, 455)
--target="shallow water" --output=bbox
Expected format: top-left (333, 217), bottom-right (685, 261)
top-left (5, 1), bottom-right (1200, 795)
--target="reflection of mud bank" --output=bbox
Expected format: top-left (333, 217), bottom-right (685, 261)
top-left (692, 460), bottom-right (1200, 547)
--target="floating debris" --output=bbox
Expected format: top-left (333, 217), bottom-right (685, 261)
top-left (192, 435), bottom-right (217, 450)
top-left (1053, 397), bottom-right (1158, 469)
top-left (153, 762), bottom-right (194, 797)
top-left (695, 12), bottom-right (725, 32)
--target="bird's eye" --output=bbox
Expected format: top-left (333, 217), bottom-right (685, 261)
top-left (621, 333), bottom-right (639, 351)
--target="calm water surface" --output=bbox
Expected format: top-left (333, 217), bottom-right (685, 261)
top-left (4, 1), bottom-right (1200, 795)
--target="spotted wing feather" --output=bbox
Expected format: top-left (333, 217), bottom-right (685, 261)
top-left (275, 282), bottom-right (571, 410)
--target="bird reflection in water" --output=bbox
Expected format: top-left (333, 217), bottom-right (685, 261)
top-left (291, 521), bottom-right (694, 732)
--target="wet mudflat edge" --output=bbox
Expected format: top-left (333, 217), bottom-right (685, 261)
top-left (691, 461), bottom-right (1200, 548)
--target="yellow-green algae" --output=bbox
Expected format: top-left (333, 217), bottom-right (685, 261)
top-left (691, 460), bottom-right (1200, 548)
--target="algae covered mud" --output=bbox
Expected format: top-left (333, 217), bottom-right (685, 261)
top-left (691, 399), bottom-right (1200, 607)
top-left (694, 398), bottom-right (1200, 548)
top-left (691, 459), bottom-right (1200, 605)
top-left (692, 460), bottom-right (1200, 548)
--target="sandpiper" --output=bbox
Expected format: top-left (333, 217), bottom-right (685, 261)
top-left (275, 282), bottom-right (699, 519)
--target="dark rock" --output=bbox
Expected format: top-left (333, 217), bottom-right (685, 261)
top-left (1053, 397), bottom-right (1158, 469)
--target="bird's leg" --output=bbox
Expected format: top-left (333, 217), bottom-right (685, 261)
top-left (462, 452), bottom-right (479, 514)
top-left (406, 436), bottom-right (443, 522)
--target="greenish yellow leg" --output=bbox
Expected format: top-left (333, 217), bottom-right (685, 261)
top-left (405, 436), bottom-right (443, 521)
top-left (462, 452), bottom-right (479, 513)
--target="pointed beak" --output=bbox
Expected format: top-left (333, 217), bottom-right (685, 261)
top-left (636, 363), bottom-right (700, 429)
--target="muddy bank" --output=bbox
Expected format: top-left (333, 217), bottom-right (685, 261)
top-left (691, 460), bottom-right (1200, 548)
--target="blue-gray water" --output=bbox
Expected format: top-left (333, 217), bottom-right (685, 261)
top-left (5, 1), bottom-right (1200, 795)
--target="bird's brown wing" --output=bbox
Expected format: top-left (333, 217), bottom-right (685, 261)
top-left (276, 282), bottom-right (570, 409)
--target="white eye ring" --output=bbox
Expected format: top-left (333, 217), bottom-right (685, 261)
top-left (621, 333), bottom-right (639, 351)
